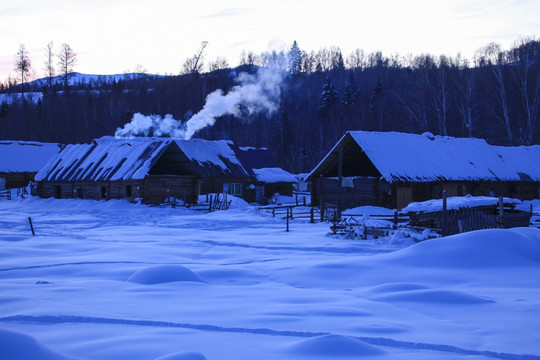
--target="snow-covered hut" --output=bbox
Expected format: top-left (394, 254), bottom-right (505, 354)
top-left (35, 137), bottom-right (252, 204)
top-left (235, 147), bottom-right (296, 203)
top-left (0, 140), bottom-right (62, 190)
top-left (305, 131), bottom-right (540, 209)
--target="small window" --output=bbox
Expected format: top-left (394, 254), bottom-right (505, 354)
top-left (125, 184), bottom-right (132, 197)
top-left (230, 183), bottom-right (241, 196)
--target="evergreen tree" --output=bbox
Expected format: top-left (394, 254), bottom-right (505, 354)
top-left (317, 76), bottom-right (340, 150)
top-left (341, 72), bottom-right (360, 129)
top-left (342, 73), bottom-right (359, 107)
top-left (369, 81), bottom-right (385, 130)
top-left (288, 41), bottom-right (302, 75)
top-left (318, 77), bottom-right (338, 118)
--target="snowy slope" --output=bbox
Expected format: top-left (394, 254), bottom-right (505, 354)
top-left (0, 198), bottom-right (539, 360)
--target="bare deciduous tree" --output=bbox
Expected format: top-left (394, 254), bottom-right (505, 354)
top-left (58, 43), bottom-right (77, 90)
top-left (43, 41), bottom-right (55, 88)
top-left (181, 41), bottom-right (208, 75)
top-left (15, 44), bottom-right (31, 97)
top-left (207, 57), bottom-right (229, 71)
top-left (509, 37), bottom-right (540, 145)
top-left (476, 42), bottom-right (513, 144)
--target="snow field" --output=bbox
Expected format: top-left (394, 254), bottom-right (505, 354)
top-left (0, 197), bottom-right (539, 360)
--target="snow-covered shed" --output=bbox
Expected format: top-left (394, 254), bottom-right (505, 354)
top-left (235, 147), bottom-right (296, 203)
top-left (305, 131), bottom-right (540, 209)
top-left (0, 140), bottom-right (62, 190)
top-left (35, 137), bottom-right (252, 204)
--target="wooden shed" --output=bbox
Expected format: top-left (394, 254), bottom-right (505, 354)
top-left (35, 137), bottom-right (252, 204)
top-left (235, 147), bottom-right (297, 204)
top-left (305, 131), bottom-right (540, 210)
top-left (0, 140), bottom-right (62, 190)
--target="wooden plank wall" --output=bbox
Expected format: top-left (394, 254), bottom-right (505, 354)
top-left (143, 175), bottom-right (198, 204)
top-left (0, 172), bottom-right (36, 189)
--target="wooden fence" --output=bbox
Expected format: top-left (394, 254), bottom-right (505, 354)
top-left (0, 188), bottom-right (28, 200)
top-left (409, 194), bottom-right (532, 236)
top-left (0, 189), bottom-right (11, 200)
top-left (174, 194), bottom-right (232, 212)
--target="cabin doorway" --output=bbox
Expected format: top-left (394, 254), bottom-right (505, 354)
top-left (255, 186), bottom-right (265, 203)
top-left (100, 186), bottom-right (107, 199)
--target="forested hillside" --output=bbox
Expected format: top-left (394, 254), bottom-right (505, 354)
top-left (1, 38), bottom-right (539, 173)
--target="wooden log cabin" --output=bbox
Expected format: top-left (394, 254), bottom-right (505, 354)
top-left (235, 147), bottom-right (297, 204)
top-left (34, 137), bottom-right (296, 205)
top-left (35, 137), bottom-right (254, 204)
top-left (305, 131), bottom-right (540, 210)
top-left (0, 140), bottom-right (62, 190)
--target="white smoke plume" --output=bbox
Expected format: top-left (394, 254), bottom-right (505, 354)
top-left (114, 67), bottom-right (285, 140)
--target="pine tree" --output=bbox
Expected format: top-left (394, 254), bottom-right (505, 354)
top-left (317, 76), bottom-right (340, 151)
top-left (369, 81), bottom-right (385, 130)
top-left (288, 41), bottom-right (302, 75)
top-left (342, 73), bottom-right (359, 107)
top-left (318, 77), bottom-right (338, 118)
top-left (341, 72), bottom-right (360, 130)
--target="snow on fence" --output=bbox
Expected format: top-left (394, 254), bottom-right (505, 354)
top-left (0, 189), bottom-right (11, 200)
top-left (0, 187), bottom-right (28, 200)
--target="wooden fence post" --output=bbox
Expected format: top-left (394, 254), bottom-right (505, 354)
top-left (310, 207), bottom-right (314, 223)
top-left (393, 209), bottom-right (398, 230)
top-left (337, 143), bottom-right (343, 220)
top-left (28, 217), bottom-right (35, 236)
top-left (499, 196), bottom-right (504, 228)
top-left (442, 190), bottom-right (448, 236)
top-left (286, 207), bottom-right (290, 232)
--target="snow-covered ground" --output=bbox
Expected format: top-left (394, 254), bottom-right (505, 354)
top-left (0, 197), bottom-right (539, 360)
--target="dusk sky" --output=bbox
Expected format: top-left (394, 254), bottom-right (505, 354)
top-left (1, 0), bottom-right (538, 81)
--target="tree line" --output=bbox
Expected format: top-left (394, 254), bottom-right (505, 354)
top-left (0, 37), bottom-right (539, 173)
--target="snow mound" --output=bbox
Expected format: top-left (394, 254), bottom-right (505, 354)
top-left (367, 282), bottom-right (430, 294)
top-left (371, 289), bottom-right (494, 304)
top-left (390, 227), bottom-right (540, 268)
top-left (0, 328), bottom-right (79, 360)
top-left (154, 352), bottom-right (207, 360)
top-left (287, 334), bottom-right (386, 357)
top-left (402, 195), bottom-right (521, 213)
top-left (127, 265), bottom-right (205, 284)
top-left (197, 194), bottom-right (252, 210)
top-left (343, 205), bottom-right (396, 216)
top-left (0, 235), bottom-right (28, 242)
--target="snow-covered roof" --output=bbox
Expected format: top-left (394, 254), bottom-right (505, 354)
top-left (252, 167), bottom-right (297, 183)
top-left (493, 145), bottom-right (540, 182)
top-left (0, 140), bottom-right (62, 173)
top-left (35, 137), bottom-right (251, 182)
top-left (234, 146), bottom-right (294, 183)
top-left (402, 195), bottom-right (522, 213)
top-left (35, 137), bottom-right (172, 181)
top-left (175, 139), bottom-right (245, 173)
top-left (306, 131), bottom-right (540, 183)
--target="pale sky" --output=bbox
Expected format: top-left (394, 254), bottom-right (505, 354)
top-left (0, 0), bottom-right (538, 81)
